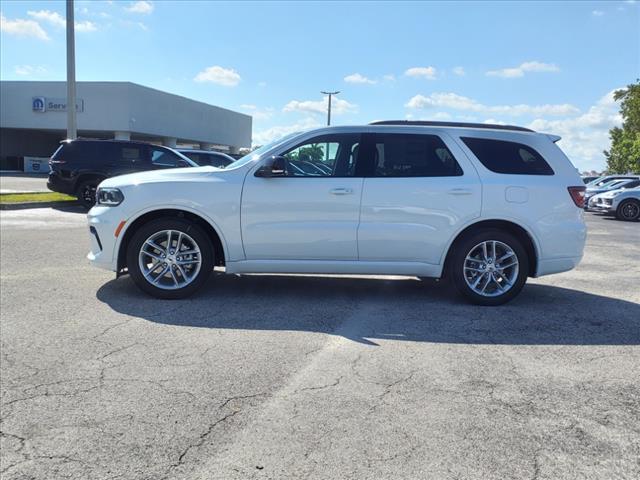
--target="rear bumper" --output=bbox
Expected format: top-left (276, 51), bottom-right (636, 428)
top-left (536, 255), bottom-right (583, 276)
top-left (47, 172), bottom-right (76, 195)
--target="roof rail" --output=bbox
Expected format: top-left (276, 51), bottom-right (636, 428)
top-left (369, 120), bottom-right (534, 133)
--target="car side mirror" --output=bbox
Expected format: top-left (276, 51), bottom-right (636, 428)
top-left (255, 156), bottom-right (286, 177)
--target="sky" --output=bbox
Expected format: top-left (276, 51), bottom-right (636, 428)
top-left (1, 0), bottom-right (639, 171)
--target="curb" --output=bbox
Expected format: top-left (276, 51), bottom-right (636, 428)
top-left (0, 201), bottom-right (80, 211)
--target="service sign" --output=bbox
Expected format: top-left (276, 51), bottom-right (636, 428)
top-left (32, 97), bottom-right (84, 113)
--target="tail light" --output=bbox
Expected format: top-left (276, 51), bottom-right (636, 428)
top-left (568, 186), bottom-right (586, 208)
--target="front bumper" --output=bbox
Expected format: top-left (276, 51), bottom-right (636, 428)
top-left (588, 197), bottom-right (615, 214)
top-left (87, 205), bottom-right (124, 271)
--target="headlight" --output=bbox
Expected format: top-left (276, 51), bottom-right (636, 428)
top-left (96, 187), bottom-right (124, 206)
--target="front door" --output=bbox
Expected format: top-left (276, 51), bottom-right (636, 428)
top-left (241, 133), bottom-right (363, 260)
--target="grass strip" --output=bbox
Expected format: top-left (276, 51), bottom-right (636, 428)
top-left (0, 192), bottom-right (76, 204)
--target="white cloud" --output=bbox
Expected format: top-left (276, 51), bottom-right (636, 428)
top-left (452, 66), bottom-right (465, 76)
top-left (27, 10), bottom-right (65, 27)
top-left (1, 12), bottom-right (50, 40)
top-left (344, 73), bottom-right (376, 84)
top-left (253, 117), bottom-right (321, 146)
top-left (126, 1), bottom-right (154, 14)
top-left (404, 112), bottom-right (452, 121)
top-left (283, 96), bottom-right (357, 115)
top-left (527, 90), bottom-right (622, 171)
top-left (383, 74), bottom-right (395, 81)
top-left (239, 104), bottom-right (275, 121)
top-left (26, 10), bottom-right (97, 32)
top-left (75, 20), bottom-right (97, 32)
top-left (194, 66), bottom-right (241, 86)
top-left (482, 118), bottom-right (507, 125)
top-left (591, 10), bottom-right (604, 16)
top-left (486, 61), bottom-right (560, 78)
top-left (404, 66), bottom-right (437, 80)
top-left (405, 92), bottom-right (579, 116)
top-left (14, 64), bottom-right (47, 76)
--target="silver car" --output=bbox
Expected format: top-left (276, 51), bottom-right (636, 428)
top-left (590, 186), bottom-right (640, 221)
top-left (585, 178), bottom-right (640, 209)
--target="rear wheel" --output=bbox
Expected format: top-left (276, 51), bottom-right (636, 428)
top-left (76, 179), bottom-right (101, 209)
top-left (126, 218), bottom-right (214, 299)
top-left (616, 199), bottom-right (640, 221)
top-left (450, 229), bottom-right (529, 306)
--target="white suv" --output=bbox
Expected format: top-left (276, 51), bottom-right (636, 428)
top-left (87, 121), bottom-right (587, 305)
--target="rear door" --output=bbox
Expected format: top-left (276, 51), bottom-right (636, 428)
top-left (358, 131), bottom-right (481, 264)
top-left (101, 143), bottom-right (150, 176)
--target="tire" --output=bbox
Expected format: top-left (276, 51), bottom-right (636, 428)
top-left (126, 218), bottom-right (214, 299)
top-left (615, 199), bottom-right (640, 221)
top-left (76, 179), bottom-right (101, 209)
top-left (449, 229), bottom-right (529, 306)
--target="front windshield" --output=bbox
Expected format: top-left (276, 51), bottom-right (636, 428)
top-left (595, 180), bottom-right (623, 190)
top-left (224, 132), bottom-right (302, 170)
top-left (586, 176), bottom-right (604, 187)
top-left (604, 180), bottom-right (629, 190)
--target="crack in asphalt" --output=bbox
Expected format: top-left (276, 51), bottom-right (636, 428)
top-left (165, 410), bottom-right (241, 476)
top-left (295, 375), bottom-right (343, 393)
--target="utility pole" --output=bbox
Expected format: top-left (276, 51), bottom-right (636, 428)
top-left (321, 90), bottom-right (339, 126)
top-left (66, 0), bottom-right (77, 139)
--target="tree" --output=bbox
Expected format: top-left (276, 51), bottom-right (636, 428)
top-left (604, 80), bottom-right (640, 173)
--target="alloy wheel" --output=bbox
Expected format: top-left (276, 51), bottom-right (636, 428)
top-left (621, 201), bottom-right (640, 220)
top-left (463, 240), bottom-right (519, 298)
top-left (138, 229), bottom-right (202, 290)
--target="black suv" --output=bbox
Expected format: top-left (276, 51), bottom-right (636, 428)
top-left (47, 139), bottom-right (196, 208)
top-left (177, 149), bottom-right (235, 168)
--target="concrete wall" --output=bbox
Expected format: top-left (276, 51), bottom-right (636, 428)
top-left (0, 81), bottom-right (252, 148)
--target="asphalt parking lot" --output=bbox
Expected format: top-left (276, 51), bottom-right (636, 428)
top-left (0, 208), bottom-right (638, 479)
top-left (0, 174), bottom-right (49, 194)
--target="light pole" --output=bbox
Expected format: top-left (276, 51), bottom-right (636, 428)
top-left (321, 90), bottom-right (339, 126)
top-left (66, 0), bottom-right (77, 139)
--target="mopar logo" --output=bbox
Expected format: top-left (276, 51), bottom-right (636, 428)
top-left (31, 96), bottom-right (84, 113)
top-left (32, 97), bottom-right (46, 112)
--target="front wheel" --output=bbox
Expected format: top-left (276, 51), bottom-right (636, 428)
top-left (126, 218), bottom-right (214, 299)
top-left (450, 229), bottom-right (529, 306)
top-left (616, 199), bottom-right (640, 221)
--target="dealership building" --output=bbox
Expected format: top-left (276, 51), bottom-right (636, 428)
top-left (0, 81), bottom-right (252, 171)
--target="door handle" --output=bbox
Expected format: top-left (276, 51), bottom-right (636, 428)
top-left (447, 188), bottom-right (473, 196)
top-left (329, 188), bottom-right (354, 195)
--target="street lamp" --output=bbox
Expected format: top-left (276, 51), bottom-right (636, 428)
top-left (66, 0), bottom-right (77, 139)
top-left (321, 90), bottom-right (340, 126)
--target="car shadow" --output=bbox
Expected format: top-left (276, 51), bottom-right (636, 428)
top-left (96, 274), bottom-right (640, 346)
top-left (51, 204), bottom-right (85, 214)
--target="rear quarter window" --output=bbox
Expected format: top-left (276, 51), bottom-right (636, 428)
top-left (461, 137), bottom-right (554, 175)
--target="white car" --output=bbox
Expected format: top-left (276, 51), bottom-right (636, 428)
top-left (87, 121), bottom-right (587, 305)
top-left (590, 186), bottom-right (640, 221)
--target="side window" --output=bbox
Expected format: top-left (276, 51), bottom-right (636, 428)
top-left (121, 146), bottom-right (143, 163)
top-left (281, 134), bottom-right (360, 177)
top-left (150, 147), bottom-right (182, 167)
top-left (372, 134), bottom-right (463, 177)
top-left (461, 137), bottom-right (554, 175)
